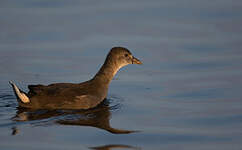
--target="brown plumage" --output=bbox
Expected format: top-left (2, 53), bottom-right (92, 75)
top-left (9, 47), bottom-right (142, 109)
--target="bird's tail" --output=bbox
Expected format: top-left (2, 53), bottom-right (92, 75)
top-left (9, 81), bottom-right (30, 103)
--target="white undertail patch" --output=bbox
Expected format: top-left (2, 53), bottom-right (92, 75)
top-left (9, 81), bottom-right (30, 103)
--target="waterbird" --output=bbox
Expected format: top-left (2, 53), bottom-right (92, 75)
top-left (9, 47), bottom-right (142, 109)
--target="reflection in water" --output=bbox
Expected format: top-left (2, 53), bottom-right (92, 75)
top-left (11, 127), bottom-right (19, 135)
top-left (90, 144), bottom-right (140, 150)
top-left (12, 99), bottom-right (137, 135)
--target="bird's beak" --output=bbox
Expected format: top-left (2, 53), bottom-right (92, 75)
top-left (132, 56), bottom-right (142, 65)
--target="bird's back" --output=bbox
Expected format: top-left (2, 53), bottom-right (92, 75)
top-left (24, 81), bottom-right (105, 109)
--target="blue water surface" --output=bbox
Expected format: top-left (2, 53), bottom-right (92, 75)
top-left (0, 0), bottom-right (242, 150)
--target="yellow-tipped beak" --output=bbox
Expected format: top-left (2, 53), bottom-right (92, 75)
top-left (132, 57), bottom-right (142, 64)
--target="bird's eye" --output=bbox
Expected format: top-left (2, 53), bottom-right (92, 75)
top-left (124, 54), bottom-right (129, 57)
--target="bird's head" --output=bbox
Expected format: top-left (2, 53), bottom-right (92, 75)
top-left (106, 47), bottom-right (142, 69)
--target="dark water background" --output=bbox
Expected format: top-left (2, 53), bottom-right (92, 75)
top-left (1, 1), bottom-right (242, 150)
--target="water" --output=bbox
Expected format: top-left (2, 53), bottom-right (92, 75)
top-left (1, 0), bottom-right (242, 149)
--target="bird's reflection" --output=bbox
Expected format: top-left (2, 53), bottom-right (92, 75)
top-left (89, 144), bottom-right (141, 150)
top-left (12, 99), bottom-right (137, 135)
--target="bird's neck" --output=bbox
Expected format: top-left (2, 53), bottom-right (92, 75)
top-left (92, 59), bottom-right (120, 85)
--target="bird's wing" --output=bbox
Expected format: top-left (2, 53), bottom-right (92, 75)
top-left (74, 95), bottom-right (102, 109)
top-left (28, 83), bottom-right (77, 95)
top-left (28, 84), bottom-right (46, 94)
